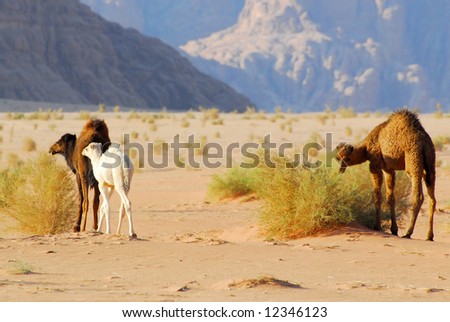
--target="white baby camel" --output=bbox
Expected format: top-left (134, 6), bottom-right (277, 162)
top-left (82, 142), bottom-right (136, 239)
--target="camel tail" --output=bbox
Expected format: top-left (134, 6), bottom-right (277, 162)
top-left (423, 143), bottom-right (436, 188)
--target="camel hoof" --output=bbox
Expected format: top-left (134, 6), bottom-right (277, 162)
top-left (73, 225), bottom-right (81, 232)
top-left (129, 233), bottom-right (137, 241)
top-left (427, 236), bottom-right (434, 242)
top-left (402, 235), bottom-right (411, 239)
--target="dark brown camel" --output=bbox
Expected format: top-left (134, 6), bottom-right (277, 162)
top-left (336, 109), bottom-right (436, 241)
top-left (49, 119), bottom-right (110, 232)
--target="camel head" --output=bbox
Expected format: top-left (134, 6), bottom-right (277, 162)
top-left (82, 142), bottom-right (103, 160)
top-left (49, 133), bottom-right (76, 155)
top-left (336, 143), bottom-right (354, 173)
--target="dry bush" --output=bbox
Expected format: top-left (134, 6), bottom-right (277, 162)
top-left (345, 126), bottom-right (353, 137)
top-left (207, 167), bottom-right (260, 201)
top-left (6, 112), bottom-right (25, 120)
top-left (0, 153), bottom-right (77, 235)
top-left (7, 153), bottom-right (22, 167)
top-left (258, 162), bottom-right (411, 239)
top-left (337, 106), bottom-right (357, 118)
top-left (149, 123), bottom-right (158, 132)
top-left (22, 137), bottom-right (37, 152)
top-left (77, 110), bottom-right (95, 120)
top-left (195, 135), bottom-right (208, 156)
top-left (128, 109), bottom-right (142, 120)
top-left (212, 118), bottom-right (224, 125)
top-left (26, 108), bottom-right (64, 121)
top-left (152, 138), bottom-right (168, 155)
top-left (184, 111), bottom-right (196, 119)
top-left (208, 156), bottom-right (411, 239)
top-left (8, 260), bottom-right (34, 275)
top-left (181, 119), bottom-right (190, 128)
top-left (434, 103), bottom-right (444, 119)
top-left (433, 135), bottom-right (450, 152)
top-left (316, 114), bottom-right (329, 125)
top-left (98, 103), bottom-right (106, 113)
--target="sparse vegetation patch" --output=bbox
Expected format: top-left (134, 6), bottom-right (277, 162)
top-left (0, 153), bottom-right (77, 235)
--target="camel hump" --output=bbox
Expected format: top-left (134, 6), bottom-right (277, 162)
top-left (388, 109), bottom-right (423, 129)
top-left (82, 119), bottom-right (110, 138)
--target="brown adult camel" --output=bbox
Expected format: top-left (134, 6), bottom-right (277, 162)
top-left (49, 119), bottom-right (110, 232)
top-left (336, 109), bottom-right (436, 241)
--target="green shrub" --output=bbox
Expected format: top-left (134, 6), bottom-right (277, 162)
top-left (208, 157), bottom-right (411, 239)
top-left (0, 154), bottom-right (77, 235)
top-left (207, 167), bottom-right (260, 201)
top-left (8, 259), bottom-right (34, 275)
top-left (258, 163), bottom-right (411, 239)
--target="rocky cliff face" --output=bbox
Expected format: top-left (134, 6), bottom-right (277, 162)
top-left (181, 0), bottom-right (450, 112)
top-left (80, 0), bottom-right (245, 48)
top-left (0, 0), bottom-right (253, 110)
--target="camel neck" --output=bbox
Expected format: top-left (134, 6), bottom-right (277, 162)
top-left (352, 144), bottom-right (368, 165)
top-left (65, 141), bottom-right (76, 173)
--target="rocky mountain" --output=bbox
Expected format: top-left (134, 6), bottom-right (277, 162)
top-left (80, 0), bottom-right (245, 48)
top-left (0, 0), bottom-right (253, 111)
top-left (182, 0), bottom-right (450, 111)
top-left (77, 0), bottom-right (450, 112)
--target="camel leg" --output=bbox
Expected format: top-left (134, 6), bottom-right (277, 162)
top-left (92, 183), bottom-right (100, 231)
top-left (98, 185), bottom-right (112, 234)
top-left (97, 201), bottom-right (105, 233)
top-left (384, 170), bottom-right (398, 236)
top-left (117, 189), bottom-right (135, 239)
top-left (424, 173), bottom-right (436, 241)
top-left (403, 174), bottom-right (424, 239)
top-left (106, 186), bottom-right (115, 234)
top-left (74, 174), bottom-right (83, 232)
top-left (370, 165), bottom-right (383, 231)
top-left (79, 174), bottom-right (90, 232)
top-left (117, 203), bottom-right (125, 235)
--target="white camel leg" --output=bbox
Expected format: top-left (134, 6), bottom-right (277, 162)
top-left (98, 185), bottom-right (113, 234)
top-left (117, 190), bottom-right (134, 238)
top-left (117, 203), bottom-right (125, 235)
top-left (96, 202), bottom-right (105, 233)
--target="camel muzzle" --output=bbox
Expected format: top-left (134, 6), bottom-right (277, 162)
top-left (49, 147), bottom-right (59, 155)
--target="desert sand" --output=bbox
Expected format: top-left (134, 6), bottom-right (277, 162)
top-left (0, 110), bottom-right (450, 302)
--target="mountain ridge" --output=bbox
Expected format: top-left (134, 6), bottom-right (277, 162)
top-left (0, 0), bottom-right (253, 111)
top-left (82, 0), bottom-right (450, 112)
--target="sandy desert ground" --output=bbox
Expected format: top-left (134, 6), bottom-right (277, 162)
top-left (0, 109), bottom-right (450, 302)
